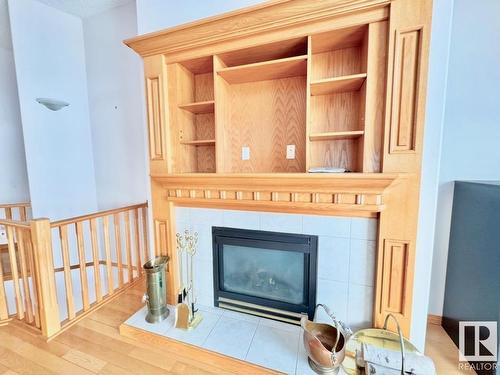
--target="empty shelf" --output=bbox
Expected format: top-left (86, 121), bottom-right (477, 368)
top-left (178, 100), bottom-right (215, 114)
top-left (310, 73), bottom-right (367, 96)
top-left (309, 131), bottom-right (364, 141)
top-left (217, 55), bottom-right (308, 84)
top-left (180, 139), bottom-right (216, 146)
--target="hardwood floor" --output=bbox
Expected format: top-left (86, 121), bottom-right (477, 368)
top-left (0, 279), bottom-right (473, 374)
top-left (425, 323), bottom-right (477, 374)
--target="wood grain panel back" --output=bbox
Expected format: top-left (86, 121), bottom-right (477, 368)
top-left (224, 76), bottom-right (306, 173)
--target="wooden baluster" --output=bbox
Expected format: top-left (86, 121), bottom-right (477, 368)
top-left (103, 216), bottom-right (114, 295)
top-left (0, 229), bottom-right (9, 320)
top-left (16, 228), bottom-right (33, 323)
top-left (20, 207), bottom-right (27, 221)
top-left (113, 213), bottom-right (124, 288)
top-left (6, 226), bottom-right (23, 319)
top-left (124, 212), bottom-right (133, 284)
top-left (75, 222), bottom-right (90, 311)
top-left (25, 232), bottom-right (40, 328)
top-left (141, 207), bottom-right (149, 261)
top-left (59, 225), bottom-right (75, 320)
top-left (4, 208), bottom-right (12, 220)
top-left (30, 218), bottom-right (61, 338)
top-left (90, 218), bottom-right (102, 302)
top-left (134, 208), bottom-right (142, 277)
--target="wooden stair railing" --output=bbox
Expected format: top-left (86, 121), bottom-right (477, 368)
top-left (0, 202), bottom-right (31, 221)
top-left (0, 202), bottom-right (149, 339)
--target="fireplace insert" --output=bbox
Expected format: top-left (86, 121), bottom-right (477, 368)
top-left (212, 227), bottom-right (318, 322)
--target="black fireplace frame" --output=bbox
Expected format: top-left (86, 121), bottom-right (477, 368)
top-left (212, 226), bottom-right (318, 320)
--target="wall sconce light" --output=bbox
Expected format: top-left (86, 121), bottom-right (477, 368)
top-left (36, 98), bottom-right (70, 111)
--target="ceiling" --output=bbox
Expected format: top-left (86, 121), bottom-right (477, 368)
top-left (35, 0), bottom-right (134, 18)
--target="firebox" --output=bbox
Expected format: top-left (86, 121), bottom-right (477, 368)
top-left (212, 227), bottom-right (318, 323)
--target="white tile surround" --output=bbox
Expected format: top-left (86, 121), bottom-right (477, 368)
top-left (124, 305), bottom-right (348, 375)
top-left (176, 207), bottom-right (377, 330)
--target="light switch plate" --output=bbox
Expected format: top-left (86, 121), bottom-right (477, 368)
top-left (286, 144), bottom-right (296, 159)
top-left (241, 146), bottom-right (250, 160)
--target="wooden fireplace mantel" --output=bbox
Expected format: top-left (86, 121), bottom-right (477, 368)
top-left (152, 173), bottom-right (404, 217)
top-left (126, 0), bottom-right (433, 337)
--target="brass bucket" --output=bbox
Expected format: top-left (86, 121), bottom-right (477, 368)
top-left (143, 256), bottom-right (169, 323)
top-left (301, 304), bottom-right (352, 374)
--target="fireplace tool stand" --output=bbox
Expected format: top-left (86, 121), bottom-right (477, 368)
top-left (174, 230), bottom-right (203, 330)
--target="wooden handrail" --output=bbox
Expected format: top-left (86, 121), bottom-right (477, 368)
top-left (0, 203), bottom-right (30, 208)
top-left (0, 219), bottom-right (31, 229)
top-left (50, 202), bottom-right (147, 227)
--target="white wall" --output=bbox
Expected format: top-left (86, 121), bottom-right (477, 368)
top-left (428, 0), bottom-right (500, 316)
top-left (83, 3), bottom-right (147, 210)
top-left (8, 0), bottom-right (98, 220)
top-left (0, 43), bottom-right (30, 203)
top-left (136, 0), bottom-right (263, 34)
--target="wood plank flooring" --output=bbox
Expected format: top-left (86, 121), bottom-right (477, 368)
top-left (0, 279), bottom-right (473, 374)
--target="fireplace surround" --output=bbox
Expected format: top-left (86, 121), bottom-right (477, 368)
top-left (176, 207), bottom-right (376, 330)
top-left (212, 227), bottom-right (318, 322)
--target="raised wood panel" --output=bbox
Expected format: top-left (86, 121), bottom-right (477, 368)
top-left (389, 27), bottom-right (422, 154)
top-left (382, 239), bottom-right (409, 314)
top-left (154, 220), bottom-right (169, 257)
top-left (144, 56), bottom-right (169, 175)
top-left (146, 77), bottom-right (164, 160)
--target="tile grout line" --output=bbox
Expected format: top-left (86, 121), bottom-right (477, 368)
top-left (243, 316), bottom-right (261, 360)
top-left (200, 309), bottom-right (223, 348)
top-left (293, 326), bottom-right (302, 375)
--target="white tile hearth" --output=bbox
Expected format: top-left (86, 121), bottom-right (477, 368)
top-left (124, 305), bottom-right (347, 375)
top-left (174, 207), bottom-right (377, 330)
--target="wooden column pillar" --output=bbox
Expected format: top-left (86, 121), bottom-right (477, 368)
top-left (30, 218), bottom-right (61, 338)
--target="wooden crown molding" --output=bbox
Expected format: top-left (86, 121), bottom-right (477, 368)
top-left (124, 0), bottom-right (391, 57)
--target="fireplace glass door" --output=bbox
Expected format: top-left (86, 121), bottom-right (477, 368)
top-left (213, 227), bottom-right (318, 320)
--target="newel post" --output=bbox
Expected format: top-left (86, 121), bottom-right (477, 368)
top-left (30, 218), bottom-right (61, 338)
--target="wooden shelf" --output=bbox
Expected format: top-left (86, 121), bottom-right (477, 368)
top-left (309, 130), bottom-right (364, 141)
top-left (180, 139), bottom-right (216, 146)
top-left (310, 73), bottom-right (367, 96)
top-left (178, 100), bottom-right (215, 114)
top-left (217, 55), bottom-right (307, 84)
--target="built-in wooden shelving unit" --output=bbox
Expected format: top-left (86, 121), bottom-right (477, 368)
top-left (164, 26), bottom-right (385, 174)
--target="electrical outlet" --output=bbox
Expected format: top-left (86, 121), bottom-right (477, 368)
top-left (0, 226), bottom-right (6, 244)
top-left (241, 146), bottom-right (250, 160)
top-left (286, 144), bottom-right (296, 159)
